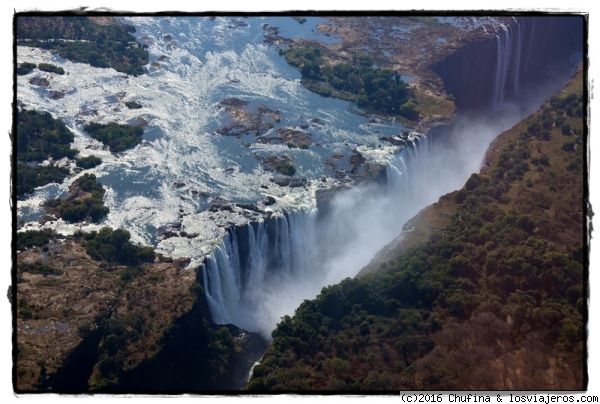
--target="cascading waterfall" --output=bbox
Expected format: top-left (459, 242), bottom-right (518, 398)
top-left (492, 19), bottom-right (528, 110)
top-left (201, 136), bottom-right (429, 338)
top-left (511, 18), bottom-right (523, 97)
top-left (202, 207), bottom-right (319, 336)
top-left (493, 25), bottom-right (511, 110)
top-left (492, 18), bottom-right (540, 110)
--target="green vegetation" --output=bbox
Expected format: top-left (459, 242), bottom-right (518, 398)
top-left (89, 313), bottom-right (148, 389)
top-left (76, 155), bottom-right (103, 169)
top-left (17, 109), bottom-right (76, 162)
top-left (125, 100), bottom-right (143, 109)
top-left (37, 63), bottom-right (65, 75)
top-left (17, 16), bottom-right (149, 76)
top-left (16, 109), bottom-right (77, 197)
top-left (84, 122), bottom-right (144, 153)
top-left (53, 174), bottom-right (109, 223)
top-left (88, 280), bottom-right (239, 391)
top-left (249, 75), bottom-right (585, 390)
top-left (280, 46), bottom-right (418, 119)
top-left (276, 162), bottom-right (296, 176)
top-left (17, 163), bottom-right (70, 197)
top-left (16, 229), bottom-right (56, 250)
top-left (89, 308), bottom-right (238, 391)
top-left (18, 262), bottom-right (63, 277)
top-left (17, 62), bottom-right (36, 75)
top-left (79, 227), bottom-right (156, 267)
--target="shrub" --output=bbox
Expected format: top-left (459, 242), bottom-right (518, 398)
top-left (17, 62), bottom-right (36, 75)
top-left (37, 63), bottom-right (65, 75)
top-left (76, 155), bottom-right (102, 169)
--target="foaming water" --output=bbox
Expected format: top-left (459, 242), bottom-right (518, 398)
top-left (17, 16), bottom-right (407, 253)
top-left (17, 16), bottom-right (580, 338)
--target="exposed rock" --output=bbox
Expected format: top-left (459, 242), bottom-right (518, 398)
top-left (235, 203), bottom-right (263, 214)
top-left (263, 196), bottom-right (276, 206)
top-left (256, 155), bottom-right (297, 177)
top-left (29, 76), bottom-right (50, 87)
top-left (348, 151), bottom-right (366, 174)
top-left (48, 90), bottom-right (66, 100)
top-left (216, 98), bottom-right (281, 137)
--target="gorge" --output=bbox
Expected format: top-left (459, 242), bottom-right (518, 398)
top-left (199, 15), bottom-right (583, 340)
top-left (14, 14), bottom-right (585, 392)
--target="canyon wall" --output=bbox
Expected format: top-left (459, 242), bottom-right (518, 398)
top-left (432, 16), bottom-right (583, 111)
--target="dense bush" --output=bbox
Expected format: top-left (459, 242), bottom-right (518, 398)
top-left (17, 62), bottom-right (36, 75)
top-left (17, 16), bottom-right (149, 76)
top-left (16, 229), bottom-right (56, 250)
top-left (76, 155), bottom-right (103, 169)
top-left (84, 122), bottom-right (144, 153)
top-left (16, 109), bottom-right (77, 196)
top-left (17, 109), bottom-right (76, 162)
top-left (83, 227), bottom-right (156, 267)
top-left (17, 162), bottom-right (70, 197)
top-left (56, 174), bottom-right (109, 223)
top-left (280, 46), bottom-right (418, 120)
top-left (37, 63), bottom-right (65, 75)
top-left (16, 108), bottom-right (76, 195)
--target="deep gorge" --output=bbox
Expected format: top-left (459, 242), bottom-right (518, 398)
top-left (17, 14), bottom-right (585, 392)
top-left (178, 15), bottom-right (586, 390)
top-left (199, 15), bottom-right (584, 341)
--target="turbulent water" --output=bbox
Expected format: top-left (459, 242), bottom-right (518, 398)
top-left (17, 16), bottom-right (580, 338)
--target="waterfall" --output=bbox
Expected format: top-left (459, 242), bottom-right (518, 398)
top-left (493, 25), bottom-right (510, 110)
top-left (201, 208), bottom-right (319, 336)
top-left (492, 19), bottom-right (527, 110)
top-left (511, 18), bottom-right (523, 97)
top-left (201, 136), bottom-right (432, 337)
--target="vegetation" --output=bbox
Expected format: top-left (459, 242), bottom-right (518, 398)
top-left (16, 229), bottom-right (56, 251)
top-left (78, 227), bottom-right (155, 267)
top-left (89, 304), bottom-right (239, 391)
top-left (84, 122), bottom-right (144, 153)
top-left (76, 155), bottom-right (103, 169)
top-left (37, 63), bottom-right (65, 75)
top-left (17, 62), bottom-right (36, 75)
top-left (280, 46), bottom-right (418, 120)
top-left (17, 109), bottom-right (76, 162)
top-left (276, 162), bottom-right (296, 176)
top-left (17, 163), bottom-right (70, 198)
top-left (16, 109), bottom-right (77, 197)
top-left (248, 74), bottom-right (585, 390)
top-left (17, 16), bottom-right (149, 76)
top-left (52, 174), bottom-right (109, 223)
top-left (18, 262), bottom-right (63, 277)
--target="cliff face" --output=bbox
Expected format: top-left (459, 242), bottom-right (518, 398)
top-left (15, 237), bottom-right (198, 391)
top-left (15, 233), bottom-right (269, 392)
top-left (431, 16), bottom-right (584, 111)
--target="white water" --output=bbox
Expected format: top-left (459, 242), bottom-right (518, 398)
top-left (493, 20), bottom-right (526, 110)
top-left (201, 119), bottom-right (525, 338)
top-left (16, 16), bottom-right (581, 339)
